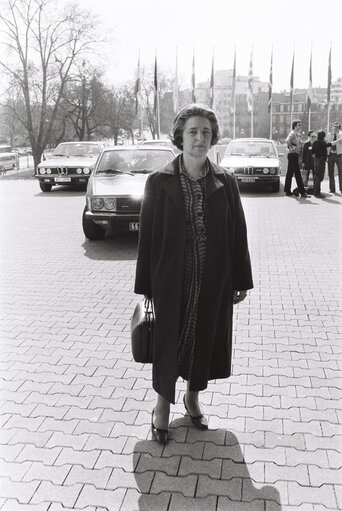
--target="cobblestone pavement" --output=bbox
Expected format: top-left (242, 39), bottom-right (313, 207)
top-left (0, 177), bottom-right (341, 511)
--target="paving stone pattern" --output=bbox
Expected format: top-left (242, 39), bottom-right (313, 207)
top-left (0, 177), bottom-right (341, 510)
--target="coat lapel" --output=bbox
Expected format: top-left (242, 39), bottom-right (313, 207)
top-left (161, 157), bottom-right (184, 211)
top-left (206, 160), bottom-right (224, 199)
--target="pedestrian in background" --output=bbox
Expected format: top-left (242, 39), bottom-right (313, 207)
top-left (284, 120), bottom-right (309, 197)
top-left (301, 130), bottom-right (316, 188)
top-left (311, 130), bottom-right (332, 198)
top-left (326, 122), bottom-right (342, 193)
top-left (134, 104), bottom-right (253, 444)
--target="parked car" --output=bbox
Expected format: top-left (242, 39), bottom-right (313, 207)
top-left (35, 141), bottom-right (107, 192)
top-left (220, 138), bottom-right (282, 192)
top-left (0, 145), bottom-right (19, 173)
top-left (83, 146), bottom-right (175, 240)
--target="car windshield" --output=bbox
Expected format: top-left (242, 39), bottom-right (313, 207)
top-left (52, 143), bottom-right (102, 157)
top-left (95, 149), bottom-right (174, 175)
top-left (225, 141), bottom-right (277, 157)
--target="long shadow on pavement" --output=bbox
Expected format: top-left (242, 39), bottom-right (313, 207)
top-left (131, 418), bottom-right (282, 511)
top-left (82, 232), bottom-right (138, 261)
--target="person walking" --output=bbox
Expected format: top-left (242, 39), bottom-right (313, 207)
top-left (326, 122), bottom-right (342, 193)
top-left (284, 120), bottom-right (309, 197)
top-left (311, 130), bottom-right (331, 198)
top-left (134, 104), bottom-right (253, 444)
top-left (301, 130), bottom-right (316, 188)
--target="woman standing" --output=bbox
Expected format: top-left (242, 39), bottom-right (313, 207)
top-left (134, 104), bottom-right (253, 444)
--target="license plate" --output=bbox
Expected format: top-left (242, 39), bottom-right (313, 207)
top-left (240, 177), bottom-right (256, 183)
top-left (55, 177), bottom-right (71, 183)
top-left (129, 222), bottom-right (140, 231)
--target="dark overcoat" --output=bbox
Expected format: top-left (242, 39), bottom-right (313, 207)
top-left (134, 155), bottom-right (253, 404)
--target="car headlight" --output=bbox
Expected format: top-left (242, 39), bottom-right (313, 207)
top-left (263, 168), bottom-right (269, 174)
top-left (46, 168), bottom-right (51, 174)
top-left (83, 167), bottom-right (91, 175)
top-left (40, 168), bottom-right (46, 174)
top-left (92, 197), bottom-right (104, 210)
top-left (270, 168), bottom-right (277, 175)
top-left (104, 198), bottom-right (116, 210)
top-left (77, 168), bottom-right (82, 174)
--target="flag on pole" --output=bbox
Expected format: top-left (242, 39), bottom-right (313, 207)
top-left (209, 48), bottom-right (215, 109)
top-left (230, 47), bottom-right (236, 115)
top-left (327, 44), bottom-right (332, 103)
top-left (191, 48), bottom-right (196, 103)
top-left (134, 51), bottom-right (141, 116)
top-left (289, 49), bottom-right (294, 118)
top-left (173, 48), bottom-right (179, 113)
top-left (268, 48), bottom-right (273, 113)
top-left (307, 47), bottom-right (312, 111)
top-left (247, 49), bottom-right (253, 113)
top-left (153, 53), bottom-right (158, 115)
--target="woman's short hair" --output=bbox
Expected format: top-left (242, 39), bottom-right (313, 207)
top-left (170, 104), bottom-right (220, 150)
top-left (292, 119), bottom-right (301, 130)
top-left (317, 130), bottom-right (325, 140)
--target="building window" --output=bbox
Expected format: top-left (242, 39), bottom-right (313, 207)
top-left (298, 104), bottom-right (302, 112)
top-left (280, 105), bottom-right (284, 112)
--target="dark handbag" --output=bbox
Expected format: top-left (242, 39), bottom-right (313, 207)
top-left (131, 298), bottom-right (154, 363)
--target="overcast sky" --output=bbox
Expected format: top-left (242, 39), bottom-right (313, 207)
top-left (79, 0), bottom-right (342, 93)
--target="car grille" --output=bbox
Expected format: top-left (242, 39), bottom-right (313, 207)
top-left (235, 167), bottom-right (278, 175)
top-left (115, 197), bottom-right (142, 212)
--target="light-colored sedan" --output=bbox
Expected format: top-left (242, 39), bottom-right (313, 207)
top-left (83, 146), bottom-right (175, 240)
top-left (35, 141), bottom-right (107, 192)
top-left (220, 138), bottom-right (282, 192)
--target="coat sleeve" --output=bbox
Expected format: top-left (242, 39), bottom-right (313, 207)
top-left (134, 173), bottom-right (157, 298)
top-left (230, 173), bottom-right (254, 291)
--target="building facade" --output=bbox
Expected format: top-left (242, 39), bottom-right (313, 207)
top-left (179, 71), bottom-right (342, 140)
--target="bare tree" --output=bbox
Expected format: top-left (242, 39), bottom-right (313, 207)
top-left (103, 85), bottom-right (137, 144)
top-left (0, 0), bottom-right (104, 167)
top-left (140, 65), bottom-right (174, 139)
top-left (63, 62), bottom-right (109, 141)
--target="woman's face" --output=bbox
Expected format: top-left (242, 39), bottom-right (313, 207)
top-left (182, 116), bottom-right (212, 158)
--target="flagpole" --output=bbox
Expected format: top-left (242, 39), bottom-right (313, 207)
top-left (192, 47), bottom-right (196, 103)
top-left (154, 49), bottom-right (160, 139)
top-left (290, 45), bottom-right (295, 127)
top-left (326, 43), bottom-right (332, 134)
top-left (173, 47), bottom-right (179, 114)
top-left (210, 46), bottom-right (215, 110)
top-left (269, 46), bottom-right (273, 140)
top-left (247, 47), bottom-right (254, 138)
top-left (308, 43), bottom-right (312, 131)
top-left (232, 46), bottom-right (236, 139)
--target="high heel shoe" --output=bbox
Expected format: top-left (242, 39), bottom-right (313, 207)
top-left (151, 409), bottom-right (168, 444)
top-left (183, 394), bottom-right (208, 430)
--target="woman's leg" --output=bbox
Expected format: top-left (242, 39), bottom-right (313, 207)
top-left (153, 393), bottom-right (170, 430)
top-left (185, 381), bottom-right (202, 417)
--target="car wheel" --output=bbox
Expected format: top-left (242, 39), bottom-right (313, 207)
top-left (271, 180), bottom-right (280, 193)
top-left (39, 182), bottom-right (52, 192)
top-left (82, 206), bottom-right (106, 240)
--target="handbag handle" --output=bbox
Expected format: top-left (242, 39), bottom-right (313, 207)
top-left (144, 297), bottom-right (154, 316)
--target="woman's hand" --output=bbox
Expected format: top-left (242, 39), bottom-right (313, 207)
top-left (233, 290), bottom-right (247, 304)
